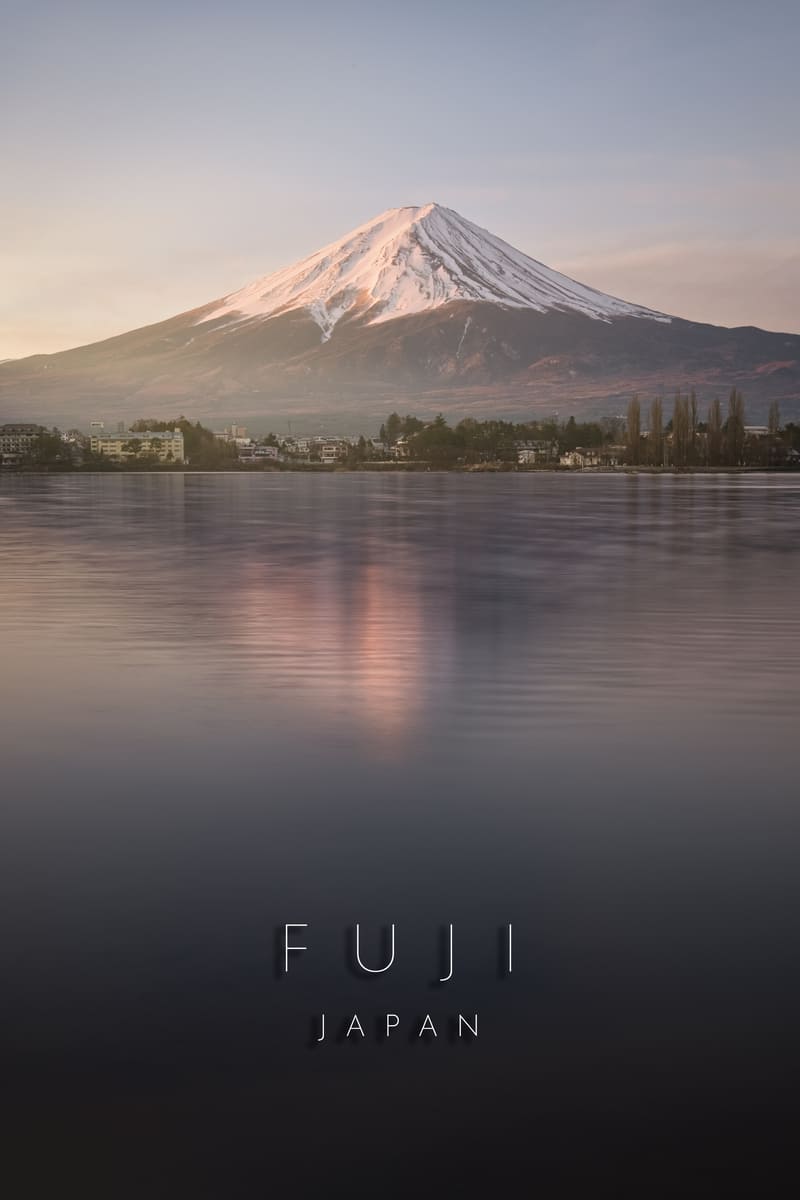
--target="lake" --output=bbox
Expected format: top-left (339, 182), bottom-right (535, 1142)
top-left (1, 471), bottom-right (799, 1193)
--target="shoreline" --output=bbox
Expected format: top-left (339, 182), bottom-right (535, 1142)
top-left (1, 463), bottom-right (797, 478)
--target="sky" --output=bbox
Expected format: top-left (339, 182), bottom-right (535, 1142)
top-left (1, 0), bottom-right (798, 359)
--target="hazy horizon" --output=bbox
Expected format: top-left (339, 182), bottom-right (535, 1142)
top-left (2, 0), bottom-right (799, 359)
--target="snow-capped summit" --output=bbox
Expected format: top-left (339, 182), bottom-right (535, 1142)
top-left (198, 203), bottom-right (669, 340)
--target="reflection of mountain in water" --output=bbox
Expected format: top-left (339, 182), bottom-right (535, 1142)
top-left (1, 474), bottom-right (798, 760)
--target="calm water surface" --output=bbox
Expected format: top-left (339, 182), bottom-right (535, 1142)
top-left (1, 472), bottom-right (799, 1192)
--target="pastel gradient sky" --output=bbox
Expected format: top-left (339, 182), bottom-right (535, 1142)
top-left (2, 0), bottom-right (798, 359)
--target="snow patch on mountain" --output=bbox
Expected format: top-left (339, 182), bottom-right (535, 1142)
top-left (198, 203), bottom-right (670, 339)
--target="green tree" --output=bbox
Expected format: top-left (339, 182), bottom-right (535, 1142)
top-left (385, 413), bottom-right (402, 445)
top-left (562, 416), bottom-right (579, 451)
top-left (768, 400), bottom-right (781, 437)
top-left (707, 398), bottom-right (723, 466)
top-left (649, 397), bottom-right (663, 467)
top-left (411, 415), bottom-right (463, 465)
top-left (725, 389), bottom-right (745, 466)
top-left (34, 427), bottom-right (64, 464)
top-left (626, 396), bottom-right (641, 465)
top-left (345, 436), bottom-right (369, 468)
top-left (672, 392), bottom-right (690, 468)
top-left (689, 390), bottom-right (698, 464)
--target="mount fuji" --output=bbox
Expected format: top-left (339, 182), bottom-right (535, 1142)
top-left (198, 204), bottom-right (668, 336)
top-left (2, 204), bottom-right (798, 427)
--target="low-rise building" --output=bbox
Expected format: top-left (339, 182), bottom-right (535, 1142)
top-left (237, 442), bottom-right (280, 463)
top-left (90, 429), bottom-right (185, 463)
top-left (516, 439), bottom-right (559, 465)
top-left (320, 441), bottom-right (346, 464)
top-left (214, 423), bottom-right (249, 443)
top-left (560, 447), bottom-right (600, 468)
top-left (0, 423), bottom-right (41, 460)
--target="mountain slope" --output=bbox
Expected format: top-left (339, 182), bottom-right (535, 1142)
top-left (1, 204), bottom-right (798, 428)
top-left (199, 204), bottom-right (669, 337)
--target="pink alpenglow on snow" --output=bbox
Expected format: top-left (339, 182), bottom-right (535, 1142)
top-left (197, 203), bottom-right (670, 341)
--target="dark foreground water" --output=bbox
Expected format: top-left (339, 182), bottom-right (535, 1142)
top-left (1, 472), bottom-right (799, 1194)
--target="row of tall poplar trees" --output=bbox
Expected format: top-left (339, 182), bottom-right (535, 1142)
top-left (625, 389), bottom-right (779, 467)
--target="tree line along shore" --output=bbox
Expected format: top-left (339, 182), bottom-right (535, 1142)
top-left (2, 391), bottom-right (799, 473)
